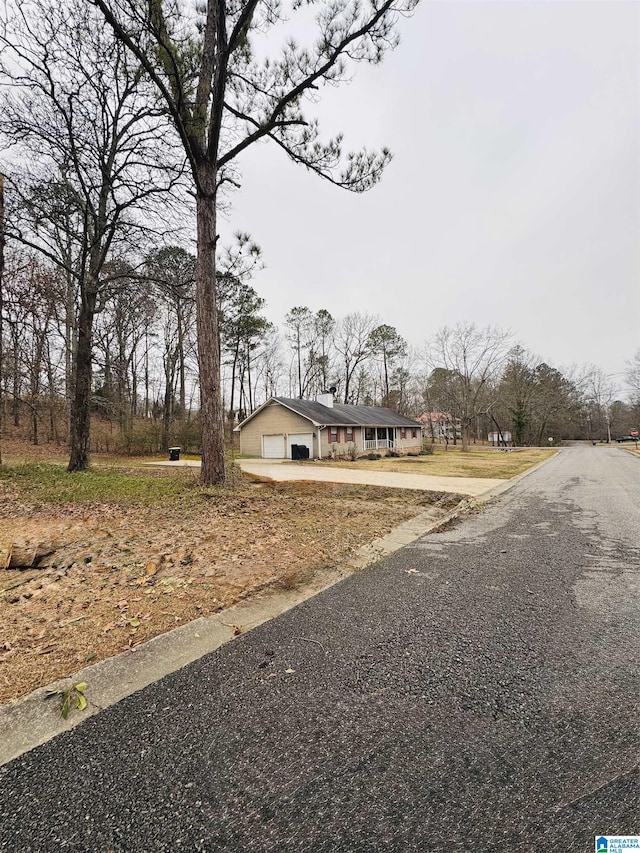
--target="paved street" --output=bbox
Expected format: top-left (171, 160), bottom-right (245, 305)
top-left (1, 446), bottom-right (638, 852)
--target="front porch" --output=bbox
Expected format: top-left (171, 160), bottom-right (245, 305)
top-left (362, 427), bottom-right (395, 453)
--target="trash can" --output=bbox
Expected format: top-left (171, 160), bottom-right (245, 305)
top-left (291, 444), bottom-right (309, 460)
top-left (169, 447), bottom-right (181, 461)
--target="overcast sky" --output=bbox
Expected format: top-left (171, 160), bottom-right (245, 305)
top-left (224, 0), bottom-right (639, 387)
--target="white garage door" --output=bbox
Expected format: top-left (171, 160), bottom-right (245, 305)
top-left (287, 433), bottom-right (314, 459)
top-left (262, 434), bottom-right (285, 458)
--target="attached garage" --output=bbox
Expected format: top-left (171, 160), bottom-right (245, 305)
top-left (286, 433), bottom-right (314, 459)
top-left (261, 434), bottom-right (285, 458)
top-left (236, 396), bottom-right (422, 459)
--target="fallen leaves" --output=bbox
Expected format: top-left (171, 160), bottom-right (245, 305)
top-left (45, 681), bottom-right (88, 719)
top-left (1, 472), bottom-right (438, 704)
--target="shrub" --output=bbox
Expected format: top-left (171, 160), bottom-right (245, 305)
top-left (365, 452), bottom-right (382, 460)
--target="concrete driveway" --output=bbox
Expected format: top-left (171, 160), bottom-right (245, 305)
top-left (237, 458), bottom-right (504, 497)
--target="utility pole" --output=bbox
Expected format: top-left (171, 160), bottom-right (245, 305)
top-left (0, 172), bottom-right (4, 466)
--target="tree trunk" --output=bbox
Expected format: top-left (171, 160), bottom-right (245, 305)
top-left (383, 352), bottom-right (389, 401)
top-left (229, 348), bottom-right (239, 419)
top-left (131, 345), bottom-right (138, 422)
top-left (12, 332), bottom-right (20, 426)
top-left (344, 360), bottom-right (352, 404)
top-left (144, 327), bottom-right (150, 419)
top-left (0, 172), bottom-right (4, 467)
top-left (195, 173), bottom-right (225, 485)
top-left (45, 340), bottom-right (59, 443)
top-left (461, 416), bottom-right (470, 452)
top-left (67, 287), bottom-right (97, 471)
top-left (178, 304), bottom-right (186, 415)
top-left (65, 266), bottom-right (75, 404)
top-left (247, 345), bottom-right (253, 413)
top-left (162, 352), bottom-right (175, 450)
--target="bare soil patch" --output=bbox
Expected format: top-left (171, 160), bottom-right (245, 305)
top-left (0, 440), bottom-right (459, 703)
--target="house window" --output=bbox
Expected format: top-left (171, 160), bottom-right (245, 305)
top-left (364, 427), bottom-right (375, 441)
top-left (329, 426), bottom-right (339, 443)
top-left (412, 429), bottom-right (417, 439)
top-left (400, 428), bottom-right (406, 440)
top-left (346, 427), bottom-right (353, 442)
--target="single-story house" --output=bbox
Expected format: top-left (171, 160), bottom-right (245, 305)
top-left (235, 393), bottom-right (423, 459)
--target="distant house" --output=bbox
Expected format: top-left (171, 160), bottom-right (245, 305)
top-left (488, 430), bottom-right (512, 446)
top-left (235, 393), bottom-right (422, 459)
top-left (417, 411), bottom-right (461, 441)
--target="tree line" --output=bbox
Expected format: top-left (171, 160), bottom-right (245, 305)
top-left (0, 0), bottom-right (421, 481)
top-left (2, 241), bottom-right (639, 454)
top-left (1, 0), bottom-right (637, 474)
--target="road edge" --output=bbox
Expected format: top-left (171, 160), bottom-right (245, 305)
top-left (0, 451), bottom-right (559, 766)
top-left (0, 504), bottom-right (457, 766)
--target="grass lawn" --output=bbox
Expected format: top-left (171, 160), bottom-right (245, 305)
top-left (324, 446), bottom-right (557, 479)
top-left (0, 439), bottom-right (461, 704)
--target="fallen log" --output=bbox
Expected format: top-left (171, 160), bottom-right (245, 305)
top-left (1, 543), bottom-right (56, 570)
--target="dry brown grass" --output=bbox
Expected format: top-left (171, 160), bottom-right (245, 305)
top-left (325, 445), bottom-right (556, 479)
top-left (0, 439), bottom-right (460, 703)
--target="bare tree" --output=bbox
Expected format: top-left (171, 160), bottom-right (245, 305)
top-left (254, 327), bottom-right (285, 405)
top-left (89, 0), bottom-right (417, 483)
top-left (0, 0), bottom-right (183, 471)
top-left (145, 246), bottom-right (197, 435)
top-left (0, 172), bottom-right (4, 464)
top-left (94, 269), bottom-right (157, 437)
top-left (625, 348), bottom-right (640, 406)
top-left (314, 310), bottom-right (335, 391)
top-left (334, 312), bottom-right (379, 403)
top-left (426, 323), bottom-right (512, 451)
top-left (284, 307), bottom-right (316, 399)
top-left (495, 346), bottom-right (538, 445)
top-left (583, 365), bottom-right (617, 443)
top-left (0, 251), bottom-right (66, 443)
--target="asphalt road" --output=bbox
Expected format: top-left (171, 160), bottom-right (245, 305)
top-left (1, 446), bottom-right (638, 852)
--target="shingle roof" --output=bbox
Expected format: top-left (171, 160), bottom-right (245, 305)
top-left (273, 398), bottom-right (421, 428)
